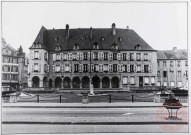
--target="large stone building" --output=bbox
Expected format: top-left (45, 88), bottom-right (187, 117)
top-left (28, 24), bottom-right (158, 90)
top-left (2, 38), bottom-right (28, 91)
top-left (157, 47), bottom-right (188, 88)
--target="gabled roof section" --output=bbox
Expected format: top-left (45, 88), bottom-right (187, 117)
top-left (157, 51), bottom-right (167, 59)
top-left (157, 49), bottom-right (187, 60)
top-left (29, 26), bottom-right (47, 49)
top-left (30, 25), bottom-right (156, 51)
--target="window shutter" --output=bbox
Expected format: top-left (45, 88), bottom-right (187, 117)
top-left (101, 52), bottom-right (104, 60)
top-left (149, 65), bottom-right (152, 73)
top-left (117, 64), bottom-right (120, 72)
top-left (122, 65), bottom-right (125, 72)
top-left (134, 65), bottom-right (137, 72)
top-left (88, 52), bottom-right (90, 60)
top-left (141, 53), bottom-right (144, 61)
top-left (76, 53), bottom-right (79, 60)
top-left (67, 53), bottom-right (70, 60)
top-left (47, 65), bottom-right (49, 72)
top-left (141, 65), bottom-right (144, 72)
top-left (148, 53), bottom-right (151, 61)
top-left (88, 64), bottom-right (90, 72)
top-left (53, 65), bottom-right (55, 72)
top-left (111, 53), bottom-right (113, 60)
top-left (79, 64), bottom-right (82, 72)
top-left (134, 53), bottom-right (136, 61)
top-left (111, 64), bottom-right (113, 72)
top-left (69, 64), bottom-right (71, 72)
top-left (127, 64), bottom-right (130, 72)
top-left (44, 64), bottom-right (46, 72)
top-left (120, 53), bottom-right (123, 60)
top-left (91, 52), bottom-right (94, 60)
top-left (127, 53), bottom-right (130, 60)
top-left (60, 53), bottom-right (63, 61)
top-left (38, 64), bottom-right (41, 72)
top-left (53, 54), bottom-right (56, 61)
top-left (91, 64), bottom-right (94, 72)
top-left (121, 64), bottom-right (123, 72)
top-left (117, 53), bottom-right (120, 60)
top-left (98, 52), bottom-right (100, 60)
top-left (80, 53), bottom-right (83, 60)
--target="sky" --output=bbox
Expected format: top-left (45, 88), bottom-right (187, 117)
top-left (2, 1), bottom-right (187, 54)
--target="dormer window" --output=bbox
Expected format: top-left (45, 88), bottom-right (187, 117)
top-left (135, 44), bottom-right (141, 50)
top-left (101, 37), bottom-right (105, 41)
top-left (55, 44), bottom-right (61, 51)
top-left (93, 42), bottom-right (99, 49)
top-left (81, 36), bottom-right (86, 40)
top-left (111, 43), bottom-right (118, 50)
top-left (119, 37), bottom-right (123, 42)
top-left (54, 37), bottom-right (58, 41)
top-left (73, 44), bottom-right (80, 50)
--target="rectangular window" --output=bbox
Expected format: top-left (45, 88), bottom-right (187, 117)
top-left (34, 63), bottom-right (38, 72)
top-left (113, 64), bottom-right (117, 72)
top-left (163, 61), bottom-right (166, 67)
top-left (123, 65), bottom-right (127, 72)
top-left (130, 53), bottom-right (134, 61)
top-left (123, 77), bottom-right (128, 84)
top-left (73, 53), bottom-right (77, 60)
top-left (164, 82), bottom-right (167, 86)
top-left (157, 61), bottom-right (160, 67)
top-left (113, 53), bottom-right (117, 60)
top-left (34, 51), bottom-right (39, 59)
top-left (178, 71), bottom-right (181, 77)
top-left (171, 82), bottom-right (175, 87)
top-left (94, 64), bottom-right (99, 72)
top-left (177, 61), bottom-right (181, 67)
top-left (170, 61), bottom-right (173, 67)
top-left (151, 77), bottom-right (155, 84)
top-left (94, 52), bottom-right (98, 60)
top-left (178, 81), bottom-right (182, 87)
top-left (83, 64), bottom-right (88, 72)
top-left (144, 65), bottom-right (149, 73)
top-left (136, 53), bottom-right (141, 61)
top-left (137, 65), bottom-right (141, 72)
top-left (130, 77), bottom-right (135, 85)
top-left (56, 53), bottom-right (61, 60)
top-left (157, 82), bottom-right (161, 86)
top-left (56, 65), bottom-right (60, 72)
top-left (185, 71), bottom-right (188, 77)
top-left (103, 64), bottom-right (109, 72)
top-left (74, 64), bottom-right (79, 72)
top-left (123, 53), bottom-right (127, 60)
top-left (65, 64), bottom-right (70, 72)
top-left (144, 53), bottom-right (148, 61)
top-left (104, 52), bottom-right (108, 60)
top-left (163, 71), bottom-right (167, 77)
top-left (84, 53), bottom-right (88, 60)
top-left (157, 71), bottom-right (160, 77)
top-left (130, 65), bottom-right (134, 72)
top-left (144, 77), bottom-right (149, 85)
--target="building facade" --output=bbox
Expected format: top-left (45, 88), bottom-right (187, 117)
top-left (157, 47), bottom-right (188, 88)
top-left (2, 38), bottom-right (28, 91)
top-left (28, 24), bottom-right (158, 89)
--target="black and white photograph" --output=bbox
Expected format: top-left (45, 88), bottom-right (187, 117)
top-left (1, 0), bottom-right (190, 134)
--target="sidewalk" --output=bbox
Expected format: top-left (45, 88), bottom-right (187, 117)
top-left (2, 102), bottom-right (188, 108)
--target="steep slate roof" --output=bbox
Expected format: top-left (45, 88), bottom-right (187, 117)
top-left (30, 25), bottom-right (156, 51)
top-left (157, 49), bottom-right (188, 60)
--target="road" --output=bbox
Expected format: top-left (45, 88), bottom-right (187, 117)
top-left (2, 107), bottom-right (188, 134)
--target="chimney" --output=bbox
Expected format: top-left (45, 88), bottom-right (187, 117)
top-left (90, 27), bottom-right (93, 39)
top-left (126, 26), bottom-right (129, 29)
top-left (66, 24), bottom-right (69, 39)
top-left (173, 47), bottom-right (177, 53)
top-left (112, 23), bottom-right (116, 35)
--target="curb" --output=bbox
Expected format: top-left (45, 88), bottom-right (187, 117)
top-left (2, 121), bottom-right (188, 125)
